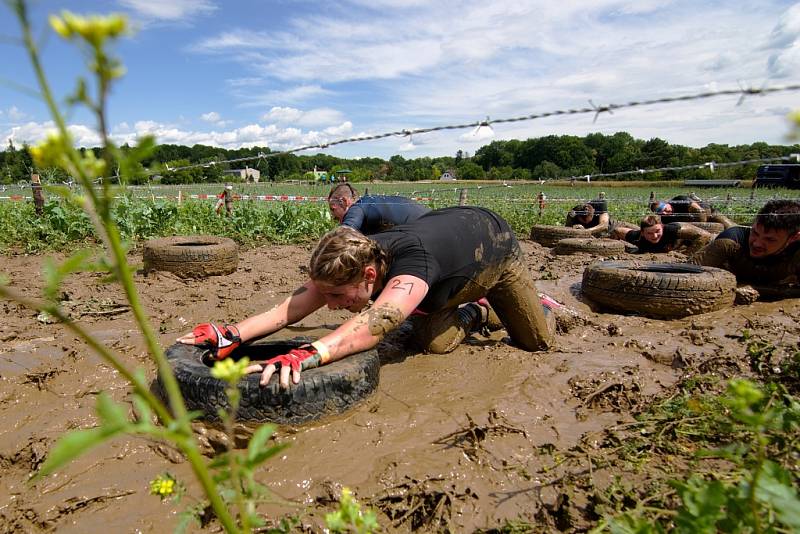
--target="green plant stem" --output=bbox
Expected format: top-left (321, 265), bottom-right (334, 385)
top-left (224, 388), bottom-right (251, 533)
top-left (12, 4), bottom-right (240, 532)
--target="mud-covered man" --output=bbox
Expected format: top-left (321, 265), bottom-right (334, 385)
top-left (613, 215), bottom-right (713, 253)
top-left (327, 183), bottom-right (430, 234)
top-left (693, 199), bottom-right (800, 299)
top-left (564, 198), bottom-right (610, 236)
top-left (179, 207), bottom-right (554, 388)
top-left (650, 194), bottom-right (736, 229)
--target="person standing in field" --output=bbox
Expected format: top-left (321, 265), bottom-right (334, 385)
top-left (215, 184), bottom-right (233, 216)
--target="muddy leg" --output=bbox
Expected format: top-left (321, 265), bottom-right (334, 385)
top-left (410, 305), bottom-right (484, 354)
top-left (486, 252), bottom-right (553, 351)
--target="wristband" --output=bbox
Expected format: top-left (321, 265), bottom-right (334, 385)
top-left (310, 340), bottom-right (331, 364)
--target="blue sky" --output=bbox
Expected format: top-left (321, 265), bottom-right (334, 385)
top-left (1, 0), bottom-right (800, 159)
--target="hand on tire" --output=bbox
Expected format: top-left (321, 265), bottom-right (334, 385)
top-left (177, 323), bottom-right (241, 360)
top-left (244, 347), bottom-right (321, 389)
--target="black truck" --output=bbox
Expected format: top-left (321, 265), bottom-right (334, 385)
top-left (754, 164), bottom-right (800, 189)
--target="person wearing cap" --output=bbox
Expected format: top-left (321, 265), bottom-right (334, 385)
top-left (613, 214), bottom-right (713, 253)
top-left (649, 194), bottom-right (736, 228)
top-left (327, 183), bottom-right (430, 235)
top-left (564, 198), bottom-right (611, 235)
top-left (693, 199), bottom-right (800, 299)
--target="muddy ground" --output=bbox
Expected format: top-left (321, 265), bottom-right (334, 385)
top-left (0, 241), bottom-right (797, 533)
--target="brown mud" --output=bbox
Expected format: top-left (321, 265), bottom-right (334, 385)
top-left (0, 241), bottom-right (797, 532)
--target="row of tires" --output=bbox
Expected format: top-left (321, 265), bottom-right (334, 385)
top-left (530, 221), bottom-right (725, 248)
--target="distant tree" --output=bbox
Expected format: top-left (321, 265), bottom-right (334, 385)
top-left (457, 160), bottom-right (484, 180)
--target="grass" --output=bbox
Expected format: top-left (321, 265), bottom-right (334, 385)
top-left (1, 182), bottom-right (797, 252)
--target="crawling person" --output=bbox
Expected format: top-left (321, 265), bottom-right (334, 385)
top-left (328, 183), bottom-right (430, 234)
top-left (650, 194), bottom-right (736, 229)
top-left (178, 207), bottom-right (554, 389)
top-left (693, 199), bottom-right (800, 299)
top-left (613, 214), bottom-right (713, 253)
top-left (564, 198), bottom-right (610, 235)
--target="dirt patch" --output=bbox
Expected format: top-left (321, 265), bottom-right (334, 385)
top-left (0, 241), bottom-right (797, 532)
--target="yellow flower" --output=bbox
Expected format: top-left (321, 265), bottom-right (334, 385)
top-left (149, 474), bottom-right (177, 500)
top-left (211, 357), bottom-right (250, 383)
top-left (49, 11), bottom-right (129, 45)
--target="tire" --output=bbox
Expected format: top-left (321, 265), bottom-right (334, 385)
top-left (581, 261), bottom-right (736, 319)
top-left (555, 238), bottom-right (627, 256)
top-left (530, 225), bottom-right (592, 247)
top-left (158, 339), bottom-right (380, 425)
top-left (143, 235), bottom-right (238, 278)
top-left (688, 221), bottom-right (724, 234)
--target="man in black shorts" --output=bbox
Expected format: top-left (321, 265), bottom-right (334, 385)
top-left (693, 199), bottom-right (800, 298)
top-left (564, 198), bottom-right (610, 235)
top-left (328, 183), bottom-right (430, 234)
top-left (614, 215), bottom-right (713, 253)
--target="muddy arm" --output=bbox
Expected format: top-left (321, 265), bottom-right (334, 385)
top-left (316, 274), bottom-right (429, 364)
top-left (235, 280), bottom-right (326, 341)
top-left (588, 213), bottom-right (610, 235)
top-left (690, 238), bottom-right (741, 268)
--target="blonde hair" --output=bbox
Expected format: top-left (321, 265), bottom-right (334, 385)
top-left (309, 227), bottom-right (388, 285)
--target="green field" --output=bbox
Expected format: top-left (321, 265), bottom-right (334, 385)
top-left (1, 181), bottom-right (798, 253)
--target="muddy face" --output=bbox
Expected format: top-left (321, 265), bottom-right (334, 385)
top-left (0, 242), bottom-right (797, 532)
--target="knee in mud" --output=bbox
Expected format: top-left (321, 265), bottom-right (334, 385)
top-left (367, 304), bottom-right (405, 337)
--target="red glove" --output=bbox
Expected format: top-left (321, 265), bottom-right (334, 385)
top-left (192, 323), bottom-right (241, 360)
top-left (264, 347), bottom-right (321, 373)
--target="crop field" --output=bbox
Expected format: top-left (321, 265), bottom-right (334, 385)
top-left (1, 181), bottom-right (798, 253)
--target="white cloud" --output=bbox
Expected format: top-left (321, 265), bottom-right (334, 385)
top-left (237, 85), bottom-right (331, 107)
top-left (763, 2), bottom-right (800, 49)
top-left (261, 107), bottom-right (347, 127)
top-left (323, 121), bottom-right (353, 136)
top-left (118, 0), bottom-right (217, 21)
top-left (6, 106), bottom-right (25, 121)
top-left (2, 121), bottom-right (101, 148)
top-left (201, 111), bottom-right (221, 123)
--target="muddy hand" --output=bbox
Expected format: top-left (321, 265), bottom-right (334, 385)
top-left (247, 347), bottom-right (321, 388)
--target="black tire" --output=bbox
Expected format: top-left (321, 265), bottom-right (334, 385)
top-left (157, 339), bottom-right (380, 424)
top-left (688, 221), bottom-right (724, 234)
top-left (581, 261), bottom-right (736, 319)
top-left (143, 236), bottom-right (238, 278)
top-left (554, 238), bottom-right (627, 256)
top-left (530, 225), bottom-right (592, 247)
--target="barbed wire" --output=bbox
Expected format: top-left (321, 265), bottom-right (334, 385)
top-left (162, 83), bottom-right (800, 173)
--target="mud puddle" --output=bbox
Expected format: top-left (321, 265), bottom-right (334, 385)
top-left (0, 242), bottom-right (797, 532)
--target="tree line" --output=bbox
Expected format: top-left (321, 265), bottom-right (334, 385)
top-left (1, 132), bottom-right (798, 185)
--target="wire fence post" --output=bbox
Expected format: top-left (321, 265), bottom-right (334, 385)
top-left (31, 173), bottom-right (44, 216)
top-left (458, 188), bottom-right (468, 206)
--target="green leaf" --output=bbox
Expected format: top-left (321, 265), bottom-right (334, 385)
top-left (131, 392), bottom-right (154, 428)
top-left (245, 443), bottom-right (289, 470)
top-left (96, 392), bottom-right (130, 427)
top-left (247, 424), bottom-right (276, 461)
top-left (42, 249), bottom-right (92, 301)
top-left (754, 461), bottom-right (800, 530)
top-left (34, 425), bottom-right (125, 479)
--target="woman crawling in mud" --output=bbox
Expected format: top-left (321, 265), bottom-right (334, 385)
top-left (178, 206), bottom-right (554, 388)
